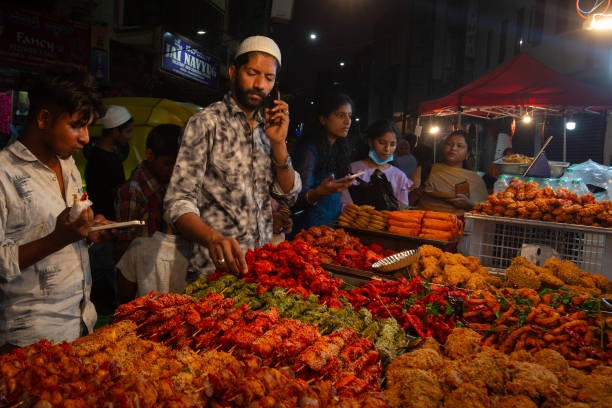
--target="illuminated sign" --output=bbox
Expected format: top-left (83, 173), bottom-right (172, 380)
top-left (161, 32), bottom-right (219, 89)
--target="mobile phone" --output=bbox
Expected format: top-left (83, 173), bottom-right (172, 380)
top-left (336, 170), bottom-right (366, 183)
top-left (455, 181), bottom-right (470, 196)
top-left (262, 83), bottom-right (280, 111)
top-left (89, 220), bottom-right (146, 232)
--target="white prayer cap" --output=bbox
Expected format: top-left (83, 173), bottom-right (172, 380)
top-left (234, 36), bottom-right (282, 67)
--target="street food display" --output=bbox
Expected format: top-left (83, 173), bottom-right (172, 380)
top-left (2, 228), bottom-right (612, 407)
top-left (472, 178), bottom-right (612, 227)
top-left (294, 225), bottom-right (392, 270)
top-left (338, 203), bottom-right (464, 242)
top-left (385, 327), bottom-right (612, 408)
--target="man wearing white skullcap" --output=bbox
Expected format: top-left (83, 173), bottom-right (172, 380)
top-left (85, 105), bottom-right (133, 220)
top-left (164, 35), bottom-right (301, 277)
top-left (84, 104), bottom-right (134, 313)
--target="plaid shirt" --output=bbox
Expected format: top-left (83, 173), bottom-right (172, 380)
top-left (115, 161), bottom-right (166, 244)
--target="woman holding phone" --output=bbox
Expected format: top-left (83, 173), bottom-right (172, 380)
top-left (340, 119), bottom-right (412, 211)
top-left (289, 89), bottom-right (356, 237)
top-left (412, 130), bottom-right (488, 215)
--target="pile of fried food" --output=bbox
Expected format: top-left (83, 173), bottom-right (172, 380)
top-left (387, 210), bottom-right (462, 241)
top-left (293, 225), bottom-right (365, 263)
top-left (500, 153), bottom-right (532, 163)
top-left (461, 286), bottom-right (612, 368)
top-left (338, 204), bottom-right (463, 242)
top-left (472, 178), bottom-right (612, 227)
top-left (337, 203), bottom-right (390, 231)
top-left (406, 244), bottom-right (503, 289)
top-left (0, 320), bottom-right (388, 407)
top-left (506, 256), bottom-right (612, 296)
top-left (384, 327), bottom-right (612, 408)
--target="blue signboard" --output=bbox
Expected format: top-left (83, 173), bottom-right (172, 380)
top-left (161, 32), bottom-right (219, 88)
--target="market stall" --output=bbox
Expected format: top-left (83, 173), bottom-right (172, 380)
top-left (418, 52), bottom-right (612, 163)
top-left (2, 235), bottom-right (611, 407)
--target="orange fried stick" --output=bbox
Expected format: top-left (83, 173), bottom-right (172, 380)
top-left (388, 226), bottom-right (421, 237)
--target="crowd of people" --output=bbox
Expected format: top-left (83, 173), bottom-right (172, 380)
top-left (0, 35), bottom-right (492, 351)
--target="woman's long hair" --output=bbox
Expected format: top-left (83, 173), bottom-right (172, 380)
top-left (303, 89), bottom-right (354, 179)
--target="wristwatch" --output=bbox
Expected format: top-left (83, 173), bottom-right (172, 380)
top-left (272, 155), bottom-right (292, 169)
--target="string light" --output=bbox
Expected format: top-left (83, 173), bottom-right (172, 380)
top-left (584, 13), bottom-right (612, 29)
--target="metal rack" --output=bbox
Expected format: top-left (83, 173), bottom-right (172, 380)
top-left (464, 214), bottom-right (612, 277)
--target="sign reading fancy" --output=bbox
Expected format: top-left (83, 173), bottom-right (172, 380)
top-left (0, 3), bottom-right (90, 68)
top-left (161, 32), bottom-right (219, 89)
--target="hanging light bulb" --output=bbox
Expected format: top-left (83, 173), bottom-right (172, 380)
top-left (522, 111), bottom-right (532, 124)
top-left (566, 117), bottom-right (576, 130)
top-left (429, 125), bottom-right (440, 134)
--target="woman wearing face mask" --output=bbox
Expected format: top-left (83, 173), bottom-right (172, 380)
top-left (413, 130), bottom-right (488, 215)
top-left (340, 119), bottom-right (412, 210)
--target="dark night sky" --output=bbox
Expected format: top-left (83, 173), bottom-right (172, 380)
top-left (270, 0), bottom-right (390, 97)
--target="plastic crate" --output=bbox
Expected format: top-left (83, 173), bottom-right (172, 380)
top-left (463, 213), bottom-right (612, 277)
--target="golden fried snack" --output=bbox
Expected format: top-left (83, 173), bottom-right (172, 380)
top-left (443, 327), bottom-right (482, 359)
top-left (460, 349), bottom-right (510, 394)
top-left (443, 381), bottom-right (492, 408)
top-left (419, 244), bottom-right (444, 258)
top-left (443, 264), bottom-right (472, 287)
top-left (493, 395), bottom-right (538, 408)
top-left (384, 368), bottom-right (444, 408)
top-left (538, 271), bottom-right (565, 289)
top-left (530, 348), bottom-right (569, 378)
top-left (385, 348), bottom-right (442, 379)
top-left (505, 361), bottom-right (559, 400)
top-left (505, 257), bottom-right (541, 290)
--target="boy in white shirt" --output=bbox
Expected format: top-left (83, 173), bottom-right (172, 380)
top-left (115, 222), bottom-right (192, 302)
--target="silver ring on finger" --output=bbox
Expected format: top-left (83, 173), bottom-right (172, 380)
top-left (218, 258), bottom-right (225, 264)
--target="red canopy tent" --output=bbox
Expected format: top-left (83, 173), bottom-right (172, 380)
top-left (418, 52), bottom-right (612, 119)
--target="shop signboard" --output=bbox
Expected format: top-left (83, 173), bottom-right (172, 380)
top-left (161, 32), bottom-right (219, 89)
top-left (0, 3), bottom-right (89, 68)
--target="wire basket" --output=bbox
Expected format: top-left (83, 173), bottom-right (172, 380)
top-left (464, 214), bottom-right (612, 276)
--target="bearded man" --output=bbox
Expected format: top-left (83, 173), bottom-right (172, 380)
top-left (164, 36), bottom-right (301, 277)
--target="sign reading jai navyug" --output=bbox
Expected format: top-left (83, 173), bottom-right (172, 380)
top-left (161, 32), bottom-right (219, 89)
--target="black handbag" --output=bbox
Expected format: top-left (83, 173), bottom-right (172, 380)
top-left (348, 169), bottom-right (399, 210)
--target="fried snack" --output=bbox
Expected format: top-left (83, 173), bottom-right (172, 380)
top-left (443, 327), bottom-right (482, 359)
top-left (443, 381), bottom-right (492, 408)
top-left (494, 395), bottom-right (538, 408)
top-left (548, 259), bottom-right (582, 285)
top-left (538, 271), bottom-right (565, 289)
top-left (442, 264), bottom-right (473, 287)
top-left (386, 348), bottom-right (442, 375)
top-left (419, 244), bottom-right (443, 258)
top-left (505, 361), bottom-right (560, 400)
top-left (505, 257), bottom-right (541, 290)
top-left (384, 368), bottom-right (444, 408)
top-left (530, 348), bottom-right (569, 378)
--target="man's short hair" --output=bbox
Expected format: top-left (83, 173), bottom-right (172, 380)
top-left (146, 124), bottom-right (182, 156)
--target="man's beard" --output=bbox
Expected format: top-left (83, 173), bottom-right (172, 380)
top-left (234, 81), bottom-right (266, 111)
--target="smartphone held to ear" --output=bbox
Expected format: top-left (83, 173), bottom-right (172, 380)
top-left (263, 84), bottom-right (280, 111)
